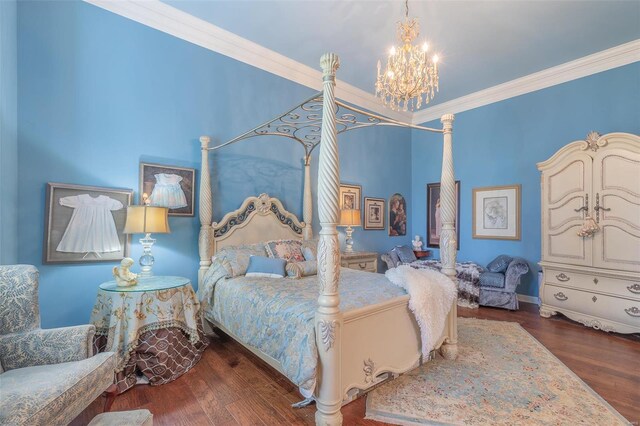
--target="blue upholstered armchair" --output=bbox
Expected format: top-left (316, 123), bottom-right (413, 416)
top-left (479, 255), bottom-right (529, 310)
top-left (0, 265), bottom-right (117, 425)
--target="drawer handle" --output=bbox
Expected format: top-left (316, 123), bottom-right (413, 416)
top-left (358, 263), bottom-right (367, 269)
top-left (556, 273), bottom-right (570, 282)
top-left (554, 292), bottom-right (568, 301)
top-left (624, 307), bottom-right (640, 317)
top-left (627, 283), bottom-right (640, 294)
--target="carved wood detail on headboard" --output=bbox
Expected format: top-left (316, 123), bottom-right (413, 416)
top-left (212, 193), bottom-right (305, 253)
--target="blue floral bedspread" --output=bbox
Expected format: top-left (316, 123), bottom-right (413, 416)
top-left (198, 264), bottom-right (406, 397)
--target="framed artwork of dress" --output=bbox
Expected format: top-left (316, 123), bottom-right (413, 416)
top-left (472, 184), bottom-right (521, 240)
top-left (140, 163), bottom-right (195, 216)
top-left (389, 193), bottom-right (407, 236)
top-left (427, 181), bottom-right (461, 249)
top-left (363, 197), bottom-right (385, 230)
top-left (44, 183), bottom-right (133, 264)
top-left (339, 183), bottom-right (361, 210)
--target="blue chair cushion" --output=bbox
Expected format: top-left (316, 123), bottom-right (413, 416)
top-left (246, 256), bottom-right (286, 278)
top-left (486, 255), bottom-right (513, 273)
top-left (393, 245), bottom-right (417, 263)
top-left (479, 272), bottom-right (506, 289)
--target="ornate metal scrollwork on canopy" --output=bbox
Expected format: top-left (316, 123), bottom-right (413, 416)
top-left (206, 91), bottom-right (443, 160)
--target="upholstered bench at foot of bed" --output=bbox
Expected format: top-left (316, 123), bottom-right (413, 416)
top-left (89, 409), bottom-right (153, 426)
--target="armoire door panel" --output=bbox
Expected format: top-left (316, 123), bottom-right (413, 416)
top-left (542, 154), bottom-right (592, 265)
top-left (593, 148), bottom-right (640, 272)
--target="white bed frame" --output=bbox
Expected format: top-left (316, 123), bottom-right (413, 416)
top-left (197, 54), bottom-right (458, 426)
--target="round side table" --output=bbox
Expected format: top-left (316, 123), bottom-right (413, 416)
top-left (91, 276), bottom-right (208, 393)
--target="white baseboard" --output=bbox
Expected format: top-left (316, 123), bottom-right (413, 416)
top-left (517, 294), bottom-right (540, 306)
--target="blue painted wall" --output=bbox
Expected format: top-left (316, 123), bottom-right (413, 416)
top-left (0, 0), bottom-right (18, 265)
top-left (17, 1), bottom-right (412, 328)
top-left (411, 62), bottom-right (640, 298)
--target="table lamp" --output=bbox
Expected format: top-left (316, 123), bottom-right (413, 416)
top-left (339, 209), bottom-right (361, 253)
top-left (123, 201), bottom-right (170, 278)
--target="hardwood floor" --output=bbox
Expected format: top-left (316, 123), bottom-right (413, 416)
top-left (73, 302), bottom-right (640, 425)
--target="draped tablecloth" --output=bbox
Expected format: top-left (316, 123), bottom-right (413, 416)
top-left (90, 276), bottom-right (208, 393)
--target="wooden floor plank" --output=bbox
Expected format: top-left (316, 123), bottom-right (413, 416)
top-left (73, 302), bottom-right (640, 425)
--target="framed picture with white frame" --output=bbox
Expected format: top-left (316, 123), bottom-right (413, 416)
top-left (472, 184), bottom-right (521, 240)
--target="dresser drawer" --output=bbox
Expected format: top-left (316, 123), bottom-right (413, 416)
top-left (544, 268), bottom-right (640, 300)
top-left (543, 284), bottom-right (640, 327)
top-left (341, 259), bottom-right (377, 273)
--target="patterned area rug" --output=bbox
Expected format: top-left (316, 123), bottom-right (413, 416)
top-left (366, 318), bottom-right (629, 425)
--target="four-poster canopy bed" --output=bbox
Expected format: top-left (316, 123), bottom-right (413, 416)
top-left (197, 53), bottom-right (458, 425)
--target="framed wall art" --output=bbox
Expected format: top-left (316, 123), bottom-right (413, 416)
top-left (140, 162), bottom-right (195, 216)
top-left (363, 197), bottom-right (385, 230)
top-left (44, 183), bottom-right (133, 264)
top-left (389, 193), bottom-right (407, 236)
top-left (426, 181), bottom-right (461, 249)
top-left (472, 184), bottom-right (521, 240)
top-left (339, 183), bottom-right (361, 210)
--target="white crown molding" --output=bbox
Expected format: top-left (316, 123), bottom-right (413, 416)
top-left (412, 39), bottom-right (640, 124)
top-left (83, 0), bottom-right (412, 122)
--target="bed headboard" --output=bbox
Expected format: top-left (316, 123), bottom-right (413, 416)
top-left (212, 193), bottom-right (305, 253)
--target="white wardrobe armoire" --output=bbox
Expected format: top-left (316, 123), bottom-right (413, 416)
top-left (537, 132), bottom-right (640, 334)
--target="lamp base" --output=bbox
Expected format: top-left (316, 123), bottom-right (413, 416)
top-left (344, 226), bottom-right (354, 253)
top-left (138, 234), bottom-right (156, 279)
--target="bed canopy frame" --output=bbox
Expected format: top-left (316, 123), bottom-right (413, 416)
top-left (198, 53), bottom-right (458, 425)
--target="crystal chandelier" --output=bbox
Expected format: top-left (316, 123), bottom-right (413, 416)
top-left (375, 0), bottom-right (439, 111)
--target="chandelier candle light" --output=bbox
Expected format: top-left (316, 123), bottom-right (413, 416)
top-left (375, 0), bottom-right (439, 111)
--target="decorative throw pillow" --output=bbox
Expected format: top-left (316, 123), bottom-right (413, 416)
top-left (486, 255), bottom-right (513, 273)
top-left (301, 238), bottom-right (319, 261)
top-left (393, 245), bottom-right (417, 264)
top-left (265, 239), bottom-right (305, 263)
top-left (387, 250), bottom-right (401, 268)
top-left (286, 260), bottom-right (318, 279)
top-left (246, 256), bottom-right (287, 278)
top-left (213, 243), bottom-right (267, 277)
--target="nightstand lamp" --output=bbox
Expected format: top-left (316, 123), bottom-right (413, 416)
top-left (123, 203), bottom-right (170, 278)
top-left (339, 209), bottom-right (361, 253)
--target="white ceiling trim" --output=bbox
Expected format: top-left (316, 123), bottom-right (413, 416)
top-left (83, 0), bottom-right (412, 122)
top-left (412, 39), bottom-right (640, 124)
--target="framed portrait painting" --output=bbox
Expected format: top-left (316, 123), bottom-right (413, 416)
top-left (426, 181), bottom-right (461, 249)
top-left (140, 162), bottom-right (195, 216)
top-left (339, 183), bottom-right (361, 210)
top-left (472, 184), bottom-right (521, 240)
top-left (44, 183), bottom-right (133, 264)
top-left (363, 197), bottom-right (385, 230)
top-left (389, 193), bottom-right (407, 236)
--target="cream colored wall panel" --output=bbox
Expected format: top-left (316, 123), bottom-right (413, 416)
top-left (548, 196), bottom-right (584, 229)
top-left (547, 225), bottom-right (590, 264)
top-left (598, 226), bottom-right (640, 269)
top-left (600, 154), bottom-right (640, 196)
top-left (547, 160), bottom-right (587, 204)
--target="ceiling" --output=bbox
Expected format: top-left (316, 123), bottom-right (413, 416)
top-left (161, 0), bottom-right (640, 108)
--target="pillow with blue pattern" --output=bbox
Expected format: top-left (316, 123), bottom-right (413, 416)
top-left (486, 255), bottom-right (513, 273)
top-left (393, 245), bottom-right (417, 264)
top-left (246, 255), bottom-right (287, 278)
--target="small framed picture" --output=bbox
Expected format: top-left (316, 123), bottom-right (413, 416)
top-left (472, 184), bottom-right (521, 240)
top-left (44, 183), bottom-right (133, 264)
top-left (339, 183), bottom-right (361, 210)
top-left (140, 162), bottom-right (195, 216)
top-left (364, 197), bottom-right (385, 230)
top-left (426, 181), bottom-right (460, 249)
top-left (389, 193), bottom-right (407, 236)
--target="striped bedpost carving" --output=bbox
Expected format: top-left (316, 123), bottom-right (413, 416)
top-left (303, 155), bottom-right (313, 240)
top-left (315, 53), bottom-right (343, 426)
top-left (198, 136), bottom-right (213, 288)
top-left (438, 114), bottom-right (459, 360)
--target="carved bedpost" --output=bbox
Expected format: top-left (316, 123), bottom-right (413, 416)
top-left (198, 136), bottom-right (213, 288)
top-left (303, 155), bottom-right (313, 240)
top-left (438, 114), bottom-right (458, 360)
top-left (315, 53), bottom-right (343, 426)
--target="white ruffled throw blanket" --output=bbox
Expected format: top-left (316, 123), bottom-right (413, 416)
top-left (385, 265), bottom-right (457, 356)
